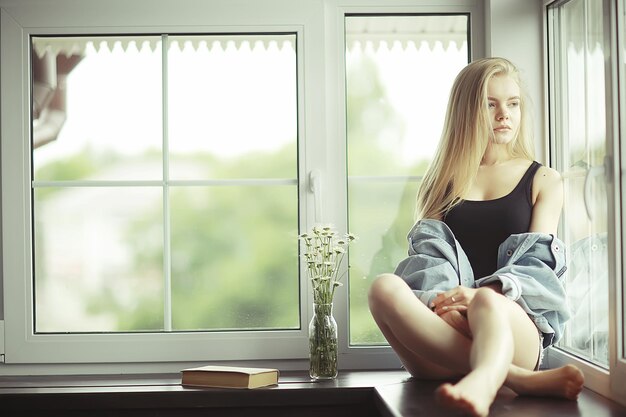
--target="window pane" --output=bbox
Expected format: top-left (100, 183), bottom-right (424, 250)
top-left (31, 34), bottom-right (300, 335)
top-left (345, 15), bottom-right (468, 345)
top-left (549, 0), bottom-right (609, 367)
top-left (34, 187), bottom-right (164, 332)
top-left (170, 186), bottom-right (299, 331)
top-left (168, 35), bottom-right (297, 180)
top-left (32, 36), bottom-right (163, 181)
top-left (348, 180), bottom-right (420, 344)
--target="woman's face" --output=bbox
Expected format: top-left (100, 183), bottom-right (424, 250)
top-left (486, 75), bottom-right (521, 145)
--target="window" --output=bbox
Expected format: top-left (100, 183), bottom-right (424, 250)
top-left (32, 34), bottom-right (299, 334)
top-left (0, 0), bottom-right (483, 371)
top-left (344, 14), bottom-right (469, 345)
top-left (2, 3), bottom-right (312, 364)
top-left (547, 0), bottom-right (610, 368)
top-left (546, 0), bottom-right (626, 404)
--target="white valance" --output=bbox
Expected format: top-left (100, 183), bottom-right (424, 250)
top-left (345, 15), bottom-right (468, 52)
top-left (33, 15), bottom-right (469, 58)
top-left (32, 35), bottom-right (296, 59)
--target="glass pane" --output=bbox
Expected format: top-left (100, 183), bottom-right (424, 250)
top-left (551, 0), bottom-right (609, 367)
top-left (348, 180), bottom-right (420, 344)
top-left (168, 35), bottom-right (297, 180)
top-left (34, 187), bottom-right (164, 332)
top-left (32, 36), bottom-right (163, 181)
top-left (31, 33), bottom-right (300, 335)
top-left (170, 185), bottom-right (299, 330)
top-left (345, 15), bottom-right (469, 345)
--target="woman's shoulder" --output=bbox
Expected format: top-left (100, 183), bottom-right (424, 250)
top-left (534, 164), bottom-right (562, 184)
top-left (532, 163), bottom-right (563, 203)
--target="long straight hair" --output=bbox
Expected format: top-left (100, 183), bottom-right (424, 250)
top-left (415, 57), bottom-right (535, 221)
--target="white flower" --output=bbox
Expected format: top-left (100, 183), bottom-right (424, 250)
top-left (299, 225), bottom-right (357, 304)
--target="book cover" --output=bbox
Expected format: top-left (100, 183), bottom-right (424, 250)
top-left (181, 365), bottom-right (279, 389)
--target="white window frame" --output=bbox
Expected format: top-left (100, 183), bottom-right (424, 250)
top-left (543, 0), bottom-right (626, 406)
top-left (317, 0), bottom-right (483, 370)
top-left (0, 0), bottom-right (317, 372)
top-left (612, 0), bottom-right (626, 401)
top-left (0, 0), bottom-right (484, 374)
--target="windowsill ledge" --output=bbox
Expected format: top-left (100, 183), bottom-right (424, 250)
top-left (0, 370), bottom-right (625, 416)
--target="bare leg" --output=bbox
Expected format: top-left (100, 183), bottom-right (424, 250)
top-left (368, 274), bottom-right (475, 376)
top-left (373, 313), bottom-right (464, 380)
top-left (368, 274), bottom-right (584, 416)
top-left (506, 365), bottom-right (584, 400)
top-left (435, 288), bottom-right (516, 417)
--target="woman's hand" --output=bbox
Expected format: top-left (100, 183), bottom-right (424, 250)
top-left (439, 310), bottom-right (472, 339)
top-left (430, 286), bottom-right (478, 315)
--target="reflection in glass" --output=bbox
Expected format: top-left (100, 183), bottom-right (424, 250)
top-left (32, 36), bottom-right (163, 181)
top-left (550, 0), bottom-right (609, 367)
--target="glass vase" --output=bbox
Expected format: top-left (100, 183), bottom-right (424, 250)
top-left (309, 303), bottom-right (338, 380)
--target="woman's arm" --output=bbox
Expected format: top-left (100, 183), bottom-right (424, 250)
top-left (394, 219), bottom-right (475, 308)
top-left (529, 166), bottom-right (564, 235)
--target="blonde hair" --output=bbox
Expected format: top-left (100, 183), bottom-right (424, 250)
top-left (415, 57), bottom-right (535, 220)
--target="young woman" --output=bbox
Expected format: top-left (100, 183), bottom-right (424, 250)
top-left (368, 57), bottom-right (584, 417)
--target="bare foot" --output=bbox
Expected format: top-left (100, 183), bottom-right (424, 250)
top-left (435, 374), bottom-right (496, 417)
top-left (506, 364), bottom-right (584, 400)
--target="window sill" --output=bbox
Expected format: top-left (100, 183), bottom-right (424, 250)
top-left (0, 370), bottom-right (625, 416)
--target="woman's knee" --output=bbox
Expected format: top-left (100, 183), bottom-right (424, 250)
top-left (469, 287), bottom-right (502, 312)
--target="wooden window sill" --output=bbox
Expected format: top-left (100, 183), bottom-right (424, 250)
top-left (0, 370), bottom-right (625, 416)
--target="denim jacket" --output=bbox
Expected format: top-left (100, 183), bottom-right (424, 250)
top-left (394, 219), bottom-right (569, 348)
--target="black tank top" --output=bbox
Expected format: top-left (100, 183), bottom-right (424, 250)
top-left (443, 161), bottom-right (541, 278)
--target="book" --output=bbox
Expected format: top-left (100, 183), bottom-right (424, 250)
top-left (181, 365), bottom-right (279, 389)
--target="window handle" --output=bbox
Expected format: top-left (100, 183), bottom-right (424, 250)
top-left (309, 170), bottom-right (322, 222)
top-left (583, 162), bottom-right (607, 221)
